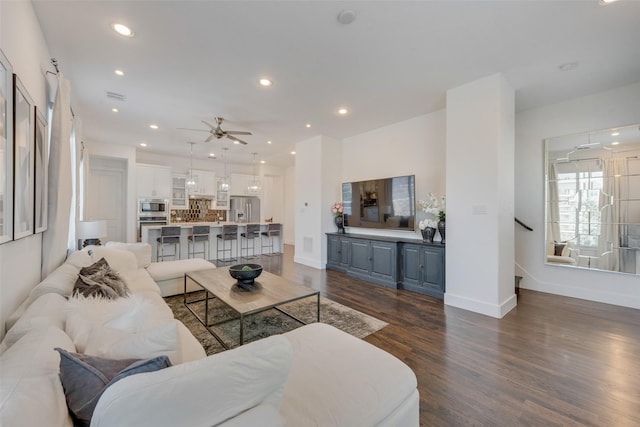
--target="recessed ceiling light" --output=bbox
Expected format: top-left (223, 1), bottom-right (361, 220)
top-left (259, 78), bottom-right (272, 87)
top-left (111, 108), bottom-right (118, 113)
top-left (260, 160), bottom-right (265, 164)
top-left (611, 132), bottom-right (620, 136)
top-left (114, 69), bottom-right (124, 76)
top-left (599, 0), bottom-right (619, 5)
top-left (139, 143), bottom-right (147, 147)
top-left (558, 62), bottom-right (578, 71)
top-left (291, 151), bottom-right (296, 155)
top-left (209, 152), bottom-right (215, 157)
top-left (267, 140), bottom-right (272, 145)
top-left (611, 141), bottom-right (620, 145)
top-left (149, 124), bottom-right (158, 130)
top-left (112, 23), bottom-right (134, 37)
top-left (305, 124), bottom-right (311, 128)
top-left (338, 107), bottom-right (348, 115)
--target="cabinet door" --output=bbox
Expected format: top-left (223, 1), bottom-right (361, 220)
top-left (339, 238), bottom-right (350, 267)
top-left (230, 174), bottom-right (247, 196)
top-left (370, 241), bottom-right (396, 281)
top-left (401, 244), bottom-right (422, 287)
top-left (153, 167), bottom-right (171, 199)
top-left (137, 165), bottom-right (155, 198)
top-left (327, 235), bottom-right (341, 266)
top-left (171, 174), bottom-right (188, 209)
top-left (349, 240), bottom-right (371, 274)
top-left (422, 246), bottom-right (445, 292)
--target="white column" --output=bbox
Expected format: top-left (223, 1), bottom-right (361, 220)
top-left (444, 73), bottom-right (516, 318)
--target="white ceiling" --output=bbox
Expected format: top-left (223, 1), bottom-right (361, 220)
top-left (32, 0), bottom-right (640, 168)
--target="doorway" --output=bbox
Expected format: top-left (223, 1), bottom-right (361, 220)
top-left (86, 156), bottom-right (127, 243)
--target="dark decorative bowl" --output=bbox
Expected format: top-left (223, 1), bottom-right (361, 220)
top-left (229, 264), bottom-right (263, 286)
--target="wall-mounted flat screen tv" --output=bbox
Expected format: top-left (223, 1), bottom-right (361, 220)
top-left (342, 175), bottom-right (415, 231)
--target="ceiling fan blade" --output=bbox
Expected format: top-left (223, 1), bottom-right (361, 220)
top-left (225, 130), bottom-right (252, 135)
top-left (177, 127), bottom-right (209, 132)
top-left (201, 120), bottom-right (217, 130)
top-left (205, 134), bottom-right (215, 143)
top-left (227, 135), bottom-right (248, 145)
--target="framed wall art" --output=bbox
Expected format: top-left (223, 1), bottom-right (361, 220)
top-left (34, 106), bottom-right (48, 233)
top-left (13, 74), bottom-right (35, 240)
top-left (0, 49), bottom-right (13, 244)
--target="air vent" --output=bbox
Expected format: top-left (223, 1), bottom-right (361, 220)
top-left (106, 91), bottom-right (125, 101)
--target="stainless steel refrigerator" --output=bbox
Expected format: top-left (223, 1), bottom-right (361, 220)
top-left (230, 196), bottom-right (260, 223)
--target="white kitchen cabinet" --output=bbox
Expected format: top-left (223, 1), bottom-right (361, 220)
top-left (189, 169), bottom-right (216, 196)
top-left (230, 173), bottom-right (261, 196)
top-left (137, 164), bottom-right (171, 199)
top-left (214, 178), bottom-right (230, 210)
top-left (171, 174), bottom-right (188, 209)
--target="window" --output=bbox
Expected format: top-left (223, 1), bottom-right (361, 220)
top-left (556, 166), bottom-right (603, 248)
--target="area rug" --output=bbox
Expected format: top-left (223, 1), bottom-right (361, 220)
top-left (165, 291), bottom-right (388, 355)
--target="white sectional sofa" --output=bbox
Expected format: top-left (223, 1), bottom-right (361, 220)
top-left (0, 243), bottom-right (419, 426)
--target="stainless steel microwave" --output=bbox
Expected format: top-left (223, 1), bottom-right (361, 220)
top-left (139, 199), bottom-right (168, 217)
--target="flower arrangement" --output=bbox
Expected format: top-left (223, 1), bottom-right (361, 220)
top-left (418, 193), bottom-right (445, 230)
top-left (331, 201), bottom-right (344, 217)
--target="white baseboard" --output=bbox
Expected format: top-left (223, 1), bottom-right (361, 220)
top-left (444, 293), bottom-right (517, 318)
top-left (293, 255), bottom-right (323, 269)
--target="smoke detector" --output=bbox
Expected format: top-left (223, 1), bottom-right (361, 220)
top-left (337, 10), bottom-right (356, 25)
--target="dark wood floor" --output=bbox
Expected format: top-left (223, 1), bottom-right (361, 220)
top-left (234, 246), bottom-right (640, 426)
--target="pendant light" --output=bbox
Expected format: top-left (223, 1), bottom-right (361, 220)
top-left (186, 142), bottom-right (196, 190)
top-left (247, 152), bottom-right (261, 193)
top-left (218, 147), bottom-right (230, 191)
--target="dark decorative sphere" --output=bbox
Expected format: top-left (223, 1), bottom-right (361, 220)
top-left (229, 264), bottom-right (263, 285)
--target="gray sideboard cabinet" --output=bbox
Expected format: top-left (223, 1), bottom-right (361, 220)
top-left (326, 234), bottom-right (400, 288)
top-left (400, 242), bottom-right (445, 299)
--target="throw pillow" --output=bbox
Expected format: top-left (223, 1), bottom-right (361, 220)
top-left (55, 348), bottom-right (171, 427)
top-left (72, 258), bottom-right (130, 299)
top-left (553, 242), bottom-right (567, 256)
top-left (104, 242), bottom-right (152, 268)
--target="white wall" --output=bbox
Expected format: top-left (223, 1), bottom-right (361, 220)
top-left (444, 73), bottom-right (516, 318)
top-left (341, 110), bottom-right (446, 240)
top-left (293, 135), bottom-right (341, 268)
top-left (515, 81), bottom-right (640, 309)
top-left (0, 1), bottom-right (53, 338)
top-left (284, 166), bottom-right (295, 245)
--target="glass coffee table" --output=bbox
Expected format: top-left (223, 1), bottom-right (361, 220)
top-left (184, 267), bottom-right (320, 349)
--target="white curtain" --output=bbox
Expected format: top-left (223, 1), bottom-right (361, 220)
top-left (41, 74), bottom-right (73, 278)
top-left (599, 158), bottom-right (628, 271)
top-left (547, 162), bottom-right (561, 243)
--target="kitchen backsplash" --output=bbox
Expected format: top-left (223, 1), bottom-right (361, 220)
top-left (170, 198), bottom-right (227, 222)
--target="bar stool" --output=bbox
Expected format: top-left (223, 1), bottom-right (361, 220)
top-left (261, 223), bottom-right (282, 256)
top-left (156, 226), bottom-right (181, 262)
top-left (240, 224), bottom-right (261, 259)
top-left (216, 224), bottom-right (238, 262)
top-left (188, 225), bottom-right (210, 259)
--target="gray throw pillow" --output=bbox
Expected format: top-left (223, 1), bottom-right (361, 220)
top-left (55, 348), bottom-right (171, 427)
top-left (72, 258), bottom-right (130, 299)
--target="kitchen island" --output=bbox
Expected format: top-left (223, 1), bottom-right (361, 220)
top-left (141, 222), bottom-right (282, 262)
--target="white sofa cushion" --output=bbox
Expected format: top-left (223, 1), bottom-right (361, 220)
top-left (126, 268), bottom-right (162, 295)
top-left (105, 242), bottom-right (152, 268)
top-left (280, 323), bottom-right (418, 426)
top-left (146, 258), bottom-right (215, 282)
top-left (66, 293), bottom-right (174, 353)
top-left (26, 262), bottom-right (80, 305)
top-left (84, 320), bottom-right (180, 364)
top-left (2, 293), bottom-right (68, 352)
top-left (91, 334), bottom-right (293, 427)
top-left (89, 246), bottom-right (139, 285)
top-left (0, 326), bottom-right (75, 427)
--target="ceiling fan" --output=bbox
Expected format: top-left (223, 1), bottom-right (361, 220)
top-left (178, 117), bottom-right (251, 145)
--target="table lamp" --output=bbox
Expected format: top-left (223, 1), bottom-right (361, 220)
top-left (77, 220), bottom-right (107, 248)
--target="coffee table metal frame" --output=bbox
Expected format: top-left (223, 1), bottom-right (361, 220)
top-left (184, 268), bottom-right (320, 349)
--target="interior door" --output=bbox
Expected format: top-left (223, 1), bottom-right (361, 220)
top-left (87, 156), bottom-right (127, 243)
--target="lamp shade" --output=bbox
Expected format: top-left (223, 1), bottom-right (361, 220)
top-left (77, 220), bottom-right (107, 240)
